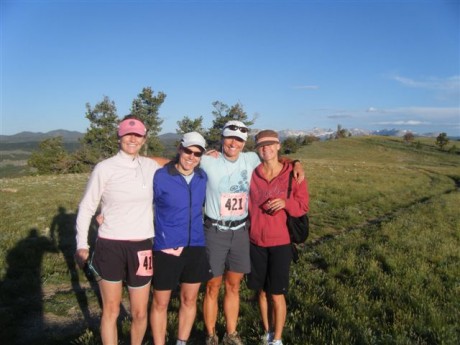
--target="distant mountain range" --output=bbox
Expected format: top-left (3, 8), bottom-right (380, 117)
top-left (0, 128), bottom-right (443, 144)
top-left (275, 128), bottom-right (442, 139)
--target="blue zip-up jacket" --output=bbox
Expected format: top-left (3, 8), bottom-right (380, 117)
top-left (153, 161), bottom-right (207, 250)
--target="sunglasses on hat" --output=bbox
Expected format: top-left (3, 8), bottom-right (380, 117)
top-left (224, 125), bottom-right (249, 133)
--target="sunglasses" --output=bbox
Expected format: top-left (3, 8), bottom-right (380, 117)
top-left (225, 125), bottom-right (249, 133)
top-left (182, 146), bottom-right (203, 157)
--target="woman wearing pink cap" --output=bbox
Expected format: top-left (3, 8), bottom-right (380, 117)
top-left (75, 115), bottom-right (164, 345)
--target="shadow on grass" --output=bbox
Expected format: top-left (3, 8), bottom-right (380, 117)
top-left (0, 206), bottom-right (130, 344)
top-left (50, 207), bottom-right (103, 326)
top-left (0, 228), bottom-right (56, 344)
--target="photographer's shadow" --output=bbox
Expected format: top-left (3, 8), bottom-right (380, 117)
top-left (0, 228), bottom-right (56, 344)
top-left (50, 206), bottom-right (129, 329)
top-left (50, 206), bottom-right (102, 328)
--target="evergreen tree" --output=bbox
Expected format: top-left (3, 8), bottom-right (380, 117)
top-left (282, 136), bottom-right (301, 154)
top-left (28, 137), bottom-right (71, 174)
top-left (403, 132), bottom-right (415, 143)
top-left (79, 96), bottom-right (119, 166)
top-left (130, 87), bottom-right (166, 155)
top-left (206, 101), bottom-right (256, 150)
top-left (302, 135), bottom-right (320, 145)
top-left (435, 132), bottom-right (449, 150)
top-left (335, 124), bottom-right (349, 139)
top-left (174, 116), bottom-right (207, 149)
top-left (176, 116), bottom-right (206, 135)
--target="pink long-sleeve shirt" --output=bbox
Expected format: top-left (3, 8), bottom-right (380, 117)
top-left (249, 163), bottom-right (309, 247)
top-left (75, 150), bottom-right (160, 250)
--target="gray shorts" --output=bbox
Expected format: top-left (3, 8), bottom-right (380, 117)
top-left (204, 218), bottom-right (251, 277)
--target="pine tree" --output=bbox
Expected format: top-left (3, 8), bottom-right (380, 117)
top-left (176, 116), bottom-right (206, 135)
top-left (28, 137), bottom-right (71, 174)
top-left (130, 87), bottom-right (166, 155)
top-left (206, 101), bottom-right (256, 150)
top-left (79, 96), bottom-right (119, 165)
top-left (435, 132), bottom-right (449, 150)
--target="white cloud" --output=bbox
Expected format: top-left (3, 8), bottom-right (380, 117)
top-left (365, 106), bottom-right (459, 120)
top-left (390, 74), bottom-right (460, 91)
top-left (374, 120), bottom-right (430, 126)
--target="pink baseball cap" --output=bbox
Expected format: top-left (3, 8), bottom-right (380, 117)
top-left (118, 118), bottom-right (147, 137)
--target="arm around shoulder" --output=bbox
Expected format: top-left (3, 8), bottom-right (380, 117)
top-left (280, 157), bottom-right (304, 182)
top-left (149, 156), bottom-right (170, 167)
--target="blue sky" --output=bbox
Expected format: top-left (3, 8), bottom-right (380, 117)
top-left (2, 0), bottom-right (459, 136)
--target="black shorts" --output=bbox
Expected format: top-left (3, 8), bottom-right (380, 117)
top-left (90, 237), bottom-right (153, 288)
top-left (152, 246), bottom-right (211, 291)
top-left (246, 243), bottom-right (292, 295)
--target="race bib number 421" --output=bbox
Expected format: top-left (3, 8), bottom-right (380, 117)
top-left (220, 193), bottom-right (247, 217)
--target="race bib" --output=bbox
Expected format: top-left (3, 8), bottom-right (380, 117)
top-left (220, 192), bottom-right (247, 217)
top-left (136, 249), bottom-right (153, 276)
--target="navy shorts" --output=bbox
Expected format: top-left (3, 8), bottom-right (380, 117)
top-left (152, 246), bottom-right (211, 290)
top-left (204, 219), bottom-right (251, 277)
top-left (90, 237), bottom-right (153, 288)
top-left (246, 243), bottom-right (292, 295)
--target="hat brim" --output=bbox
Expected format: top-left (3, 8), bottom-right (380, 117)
top-left (255, 140), bottom-right (279, 149)
top-left (182, 141), bottom-right (206, 151)
top-left (118, 129), bottom-right (147, 137)
top-left (222, 129), bottom-right (248, 141)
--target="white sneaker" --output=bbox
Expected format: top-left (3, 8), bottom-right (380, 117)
top-left (269, 340), bottom-right (283, 345)
top-left (261, 332), bottom-right (274, 345)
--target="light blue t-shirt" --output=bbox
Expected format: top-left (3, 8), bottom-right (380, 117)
top-left (200, 152), bottom-right (261, 222)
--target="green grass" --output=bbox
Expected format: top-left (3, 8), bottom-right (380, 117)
top-left (283, 191), bottom-right (459, 344)
top-left (0, 149), bottom-right (32, 178)
top-left (0, 136), bottom-right (459, 345)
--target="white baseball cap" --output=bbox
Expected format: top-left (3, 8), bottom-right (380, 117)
top-left (181, 131), bottom-right (206, 151)
top-left (222, 120), bottom-right (248, 141)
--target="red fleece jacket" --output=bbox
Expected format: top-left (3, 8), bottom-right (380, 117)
top-left (249, 163), bottom-right (309, 247)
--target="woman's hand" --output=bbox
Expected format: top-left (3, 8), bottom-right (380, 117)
top-left (205, 149), bottom-right (220, 158)
top-left (74, 248), bottom-right (89, 269)
top-left (96, 213), bottom-right (104, 226)
top-left (267, 198), bottom-right (286, 214)
top-left (292, 160), bottom-right (305, 182)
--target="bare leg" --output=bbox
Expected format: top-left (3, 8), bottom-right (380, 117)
top-left (271, 294), bottom-right (287, 341)
top-left (258, 290), bottom-right (272, 333)
top-left (98, 280), bottom-right (122, 345)
top-left (150, 289), bottom-right (172, 345)
top-left (177, 283), bottom-right (201, 341)
top-left (203, 275), bottom-right (223, 336)
top-left (129, 283), bottom-right (151, 345)
top-left (223, 271), bottom-right (244, 334)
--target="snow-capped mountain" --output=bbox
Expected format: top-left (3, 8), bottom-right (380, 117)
top-left (251, 127), bottom-right (441, 139)
top-left (0, 128), bottom-right (445, 144)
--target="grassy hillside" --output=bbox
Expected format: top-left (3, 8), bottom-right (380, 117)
top-left (0, 139), bottom-right (178, 179)
top-left (0, 143), bottom-right (83, 178)
top-left (0, 136), bottom-right (458, 344)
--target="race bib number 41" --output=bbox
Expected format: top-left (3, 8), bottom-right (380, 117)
top-left (136, 250), bottom-right (153, 276)
top-left (220, 193), bottom-right (247, 217)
